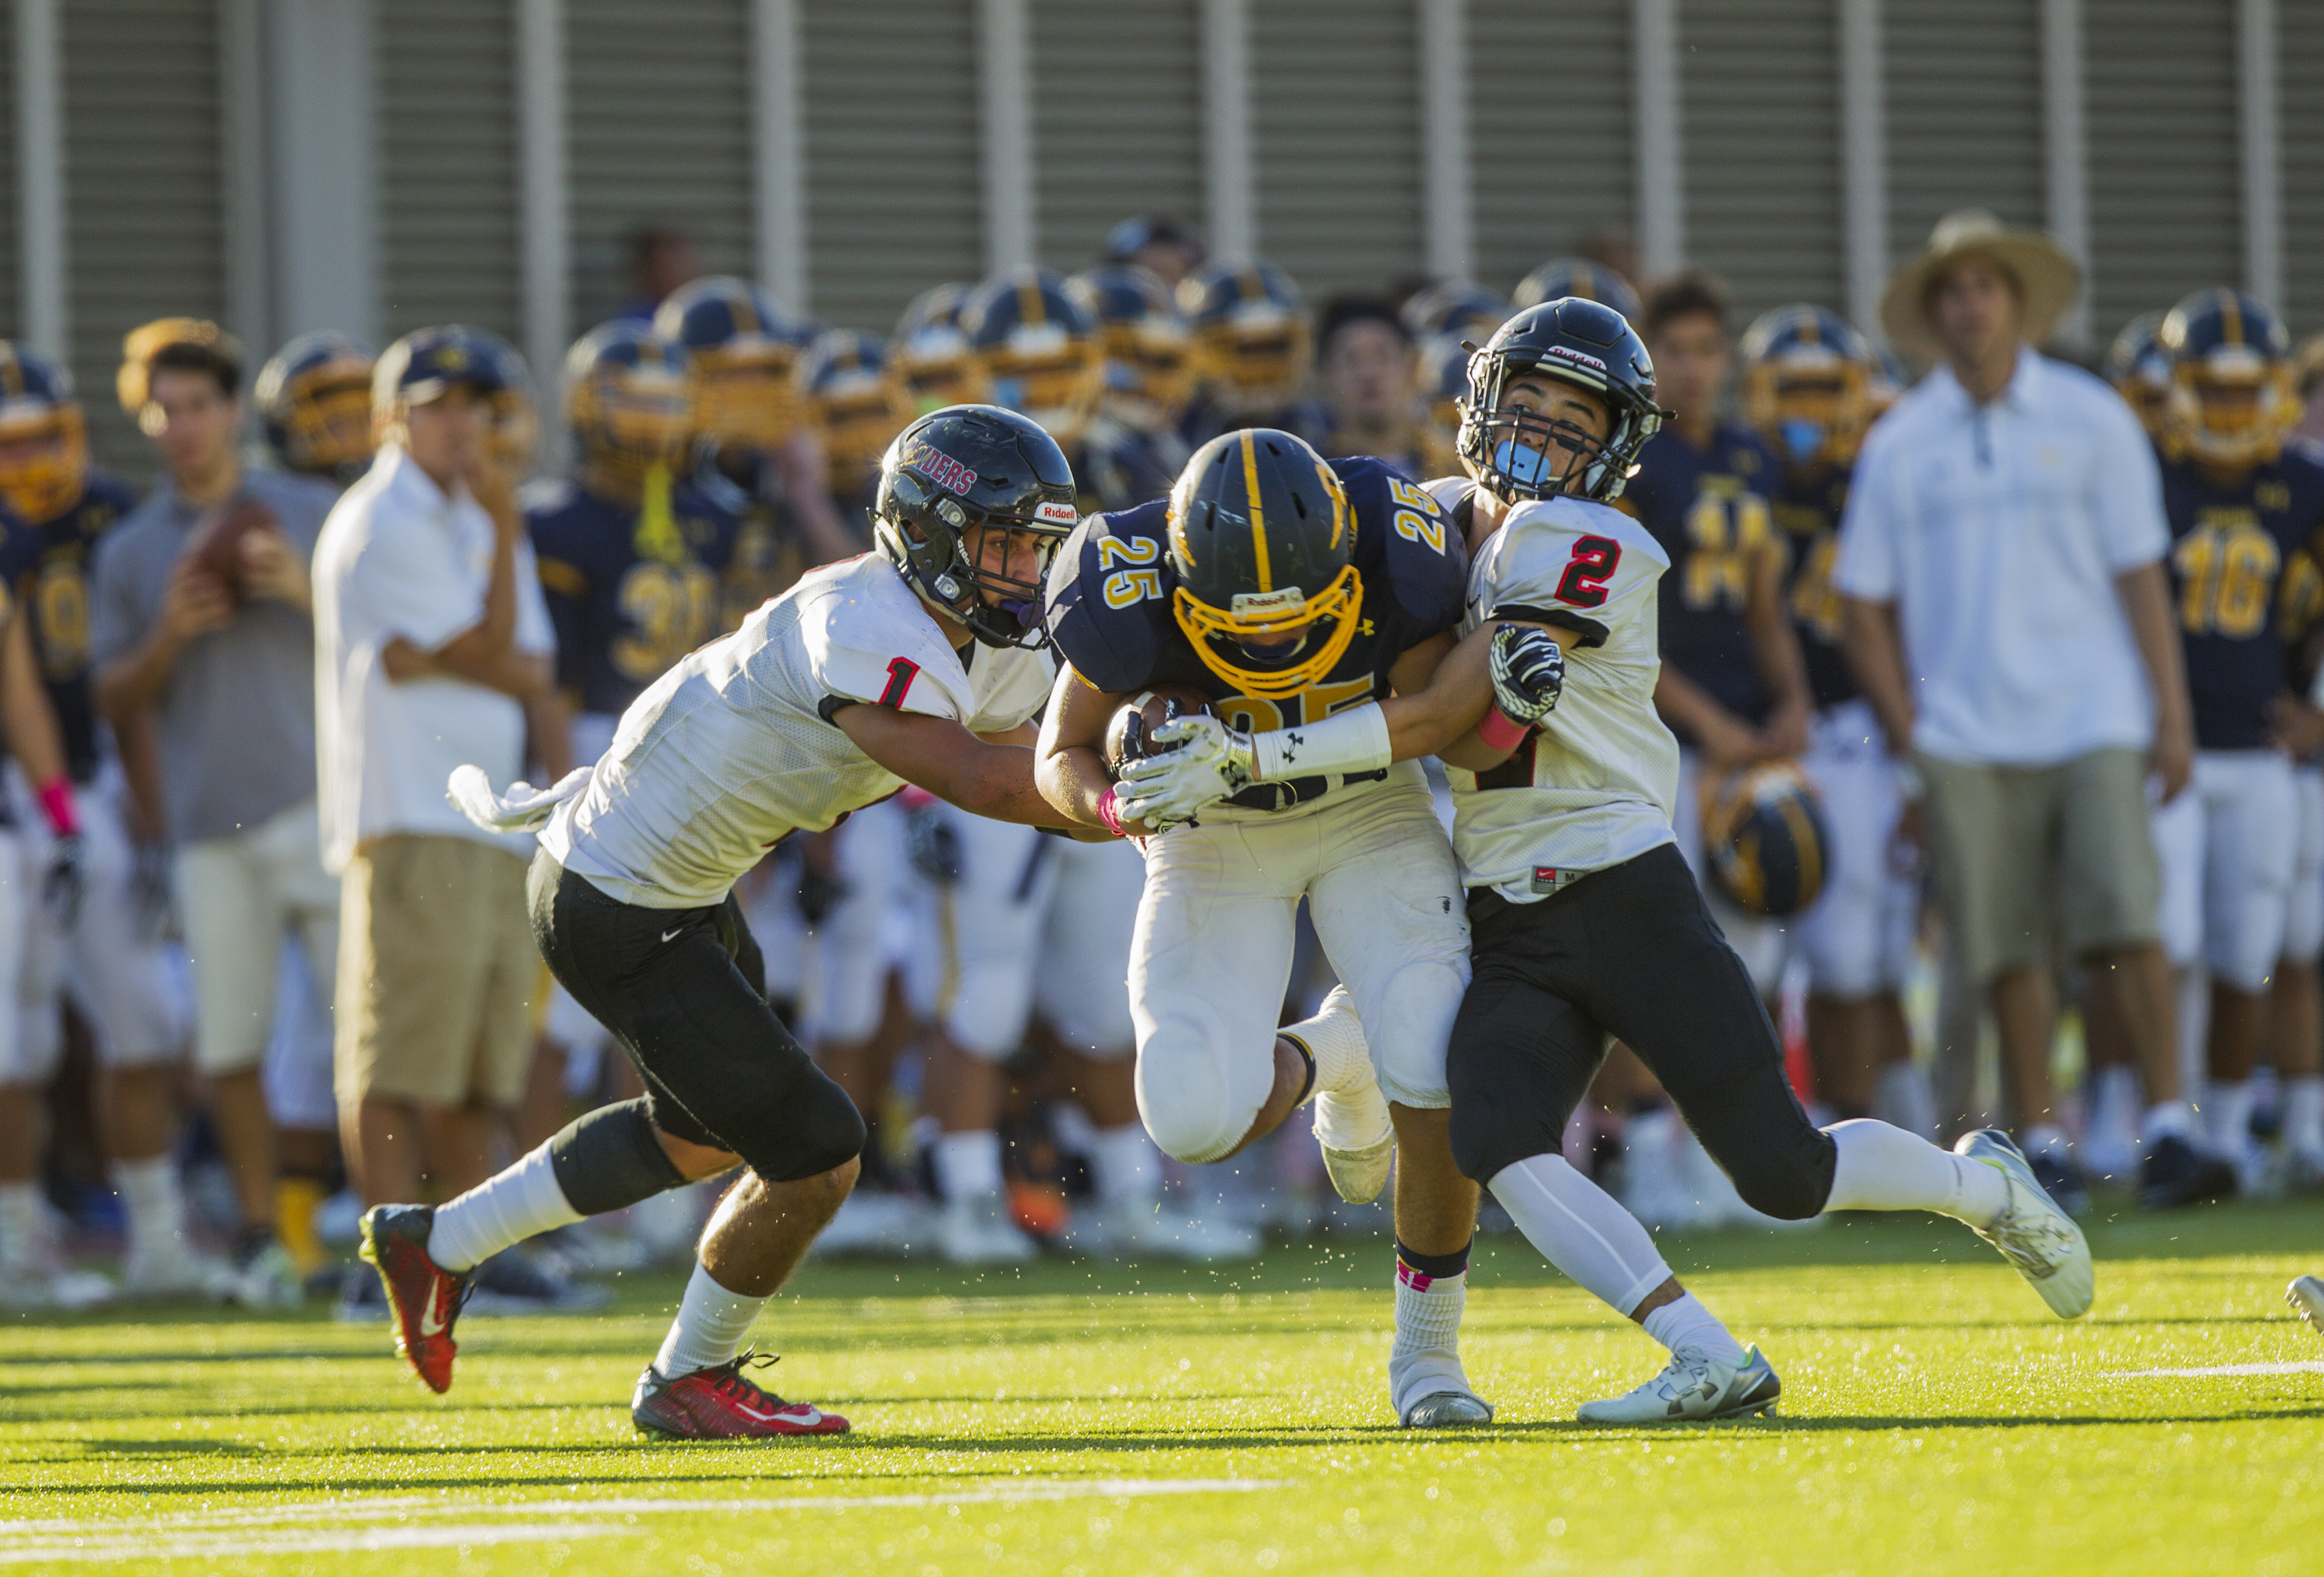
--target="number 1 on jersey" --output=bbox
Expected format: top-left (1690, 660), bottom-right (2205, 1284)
top-left (879, 656), bottom-right (920, 707)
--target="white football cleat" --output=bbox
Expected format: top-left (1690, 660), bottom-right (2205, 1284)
top-left (1577, 1344), bottom-right (1780, 1425)
top-left (1289, 987), bottom-right (1393, 1205)
top-left (0, 1250), bottom-right (115, 1312)
top-left (810, 1191), bottom-right (923, 1258)
top-left (2289, 1276), bottom-right (2324, 1335)
top-left (937, 1194), bottom-right (1037, 1266)
top-left (227, 1241), bottom-right (306, 1310)
top-left (1953, 1129), bottom-right (2095, 1320)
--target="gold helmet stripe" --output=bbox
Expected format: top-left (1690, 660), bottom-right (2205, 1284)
top-left (1240, 429), bottom-right (1272, 591)
top-left (1016, 273), bottom-right (1046, 330)
top-left (2221, 290), bottom-right (2244, 349)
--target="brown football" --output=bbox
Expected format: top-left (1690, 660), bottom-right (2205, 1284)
top-left (1103, 684), bottom-right (1218, 780)
top-left (184, 497), bottom-right (281, 604)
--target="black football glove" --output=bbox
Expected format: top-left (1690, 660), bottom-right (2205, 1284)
top-left (43, 833), bottom-right (86, 928)
top-left (1490, 623), bottom-right (1566, 727)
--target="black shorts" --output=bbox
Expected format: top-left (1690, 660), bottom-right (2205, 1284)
top-left (1446, 841), bottom-right (1836, 1219)
top-left (528, 851), bottom-right (864, 1183)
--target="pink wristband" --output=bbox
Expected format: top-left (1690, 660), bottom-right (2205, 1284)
top-left (35, 779), bottom-right (76, 838)
top-left (1475, 705), bottom-right (1531, 753)
top-left (1097, 785), bottom-right (1126, 838)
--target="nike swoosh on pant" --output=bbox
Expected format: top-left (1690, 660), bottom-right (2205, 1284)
top-left (662, 929), bottom-right (682, 943)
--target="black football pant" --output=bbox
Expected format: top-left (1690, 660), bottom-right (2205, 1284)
top-left (528, 851), bottom-right (864, 1184)
top-left (1447, 841), bottom-right (1837, 1219)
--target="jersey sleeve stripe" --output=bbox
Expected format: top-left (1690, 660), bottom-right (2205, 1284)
top-left (1489, 603), bottom-right (1612, 648)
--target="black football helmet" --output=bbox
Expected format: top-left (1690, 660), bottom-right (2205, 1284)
top-left (1457, 298), bottom-right (1665, 504)
top-left (1166, 429), bottom-right (1360, 698)
top-left (873, 404), bottom-right (1080, 649)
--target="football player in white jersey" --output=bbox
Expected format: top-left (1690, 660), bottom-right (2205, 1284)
top-left (1123, 301), bottom-right (2098, 1424)
top-left (354, 405), bottom-right (1095, 1439)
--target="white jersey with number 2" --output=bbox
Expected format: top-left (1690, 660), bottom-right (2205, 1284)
top-left (1427, 479), bottom-right (1681, 902)
top-left (543, 553), bottom-right (1055, 909)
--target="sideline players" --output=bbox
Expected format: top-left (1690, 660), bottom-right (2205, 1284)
top-left (360, 405), bottom-right (1092, 1438)
top-left (1120, 300), bottom-right (2099, 1422)
top-left (1036, 427), bottom-right (1493, 1426)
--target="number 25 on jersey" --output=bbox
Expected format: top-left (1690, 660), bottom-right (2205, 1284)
top-left (1099, 534), bottom-right (1161, 608)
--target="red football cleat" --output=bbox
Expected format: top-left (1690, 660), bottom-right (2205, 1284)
top-left (631, 1349), bottom-right (851, 1440)
top-left (360, 1204), bottom-right (473, 1394)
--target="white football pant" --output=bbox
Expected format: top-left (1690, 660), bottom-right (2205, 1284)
top-left (1793, 702), bottom-right (1919, 999)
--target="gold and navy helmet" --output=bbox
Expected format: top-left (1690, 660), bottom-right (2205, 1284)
top-left (1067, 264), bottom-right (1194, 435)
top-left (1458, 299), bottom-right (1665, 503)
top-left (963, 267), bottom-right (1105, 446)
top-left (1512, 259), bottom-right (1642, 326)
top-left (256, 330), bottom-right (376, 482)
top-left (2106, 311), bottom-right (2172, 441)
top-left (563, 321), bottom-right (694, 498)
top-left (1166, 429), bottom-right (1361, 699)
top-left (1737, 304), bottom-right (1881, 471)
top-left (2159, 288), bottom-right (2300, 468)
top-left (653, 276), bottom-right (814, 452)
top-left (798, 329), bottom-right (914, 501)
top-left (1400, 279), bottom-right (1511, 344)
top-left (0, 344), bottom-right (87, 524)
top-left (1703, 761), bottom-right (1829, 918)
top-left (1178, 260), bottom-right (1312, 418)
top-left (464, 328), bottom-right (538, 472)
top-left (892, 284), bottom-right (993, 413)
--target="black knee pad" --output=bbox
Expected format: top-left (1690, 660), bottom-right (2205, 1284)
top-left (548, 1098), bottom-right (688, 1216)
top-left (1687, 1079), bottom-right (1838, 1222)
top-left (733, 1067), bottom-right (866, 1183)
top-left (1449, 1094), bottom-right (1565, 1185)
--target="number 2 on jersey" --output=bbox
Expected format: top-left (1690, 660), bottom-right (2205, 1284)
top-left (1553, 536), bottom-right (1621, 608)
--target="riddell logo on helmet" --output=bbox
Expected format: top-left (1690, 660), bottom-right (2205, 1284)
top-left (1035, 500), bottom-right (1079, 526)
top-left (913, 445), bottom-right (980, 497)
top-left (1231, 587), bottom-right (1305, 615)
top-left (1544, 345), bottom-right (1608, 374)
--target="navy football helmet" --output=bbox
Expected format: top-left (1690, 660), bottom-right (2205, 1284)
top-left (1512, 259), bottom-right (1642, 326)
top-left (1178, 260), bottom-right (1312, 418)
top-left (893, 284), bottom-right (993, 413)
top-left (1703, 761), bottom-right (1829, 918)
top-left (1737, 305), bottom-right (1881, 470)
top-left (1458, 299), bottom-right (1665, 503)
top-left (963, 268), bottom-right (1105, 446)
top-left (256, 330), bottom-right (377, 482)
top-left (799, 329), bottom-right (914, 501)
top-left (1400, 279), bottom-right (1511, 344)
top-left (2106, 311), bottom-right (2172, 441)
top-left (2158, 288), bottom-right (2301, 468)
top-left (563, 322), bottom-right (694, 498)
top-left (0, 343), bottom-right (87, 523)
top-left (653, 276), bottom-right (815, 451)
top-left (1067, 264), bottom-right (1194, 435)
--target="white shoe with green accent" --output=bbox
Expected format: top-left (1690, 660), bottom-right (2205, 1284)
top-left (1577, 1344), bottom-right (1780, 1425)
top-left (1953, 1129), bottom-right (2094, 1319)
top-left (2289, 1275), bottom-right (2324, 1334)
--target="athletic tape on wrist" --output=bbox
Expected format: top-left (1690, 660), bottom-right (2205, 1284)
top-left (1097, 785), bottom-right (1126, 838)
top-left (1251, 702), bottom-right (1391, 783)
top-left (1475, 706), bottom-right (1530, 753)
top-left (35, 780), bottom-right (77, 838)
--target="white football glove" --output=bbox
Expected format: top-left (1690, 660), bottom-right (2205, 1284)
top-left (1114, 714), bottom-right (1256, 827)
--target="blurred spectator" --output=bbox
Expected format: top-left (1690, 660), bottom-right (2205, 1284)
top-left (2294, 333), bottom-right (2324, 449)
top-left (1313, 297), bottom-right (1426, 478)
top-left (1837, 210), bottom-right (2216, 1211)
top-left (1103, 215), bottom-right (1205, 289)
top-left (616, 224), bottom-right (703, 323)
top-left (1578, 223), bottom-right (1640, 289)
top-left (312, 329), bottom-right (561, 1258)
top-left (92, 321), bottom-right (337, 1306)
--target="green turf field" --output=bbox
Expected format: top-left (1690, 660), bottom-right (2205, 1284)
top-left (4, 1198), bottom-right (2319, 1575)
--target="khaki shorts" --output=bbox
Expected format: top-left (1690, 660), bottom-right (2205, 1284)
top-left (176, 797), bottom-right (339, 1077)
top-left (335, 833), bottom-right (537, 1108)
top-left (1918, 747), bottom-right (2161, 983)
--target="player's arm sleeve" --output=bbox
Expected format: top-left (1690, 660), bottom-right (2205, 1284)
top-left (1487, 504), bottom-right (1663, 650)
top-left (2090, 396), bottom-right (2170, 571)
top-left (1832, 426), bottom-right (1904, 600)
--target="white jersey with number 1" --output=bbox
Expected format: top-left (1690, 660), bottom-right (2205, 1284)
top-left (1426, 478), bottom-right (1680, 902)
top-left (542, 553), bottom-right (1055, 910)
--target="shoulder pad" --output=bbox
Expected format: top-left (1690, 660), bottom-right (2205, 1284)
top-left (1043, 503), bottom-right (1174, 694)
top-left (1341, 459), bottom-right (1468, 631)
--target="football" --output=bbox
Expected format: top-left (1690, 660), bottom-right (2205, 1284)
top-left (183, 496), bottom-right (282, 605)
top-left (1101, 684), bottom-right (1217, 780)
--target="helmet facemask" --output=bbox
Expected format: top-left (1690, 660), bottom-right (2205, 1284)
top-left (570, 361), bottom-right (693, 500)
top-left (281, 363), bottom-right (377, 476)
top-left (2169, 347), bottom-right (2300, 468)
top-left (0, 401), bottom-right (87, 523)
top-left (1099, 316), bottom-right (1194, 434)
top-left (980, 323), bottom-right (1103, 446)
top-left (1459, 355), bottom-right (1636, 504)
top-left (1194, 305), bottom-right (1311, 417)
top-left (1745, 352), bottom-right (1870, 471)
top-left (690, 340), bottom-right (803, 452)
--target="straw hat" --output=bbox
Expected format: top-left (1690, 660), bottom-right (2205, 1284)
top-left (1878, 209), bottom-right (2081, 362)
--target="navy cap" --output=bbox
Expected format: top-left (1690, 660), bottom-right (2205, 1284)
top-left (372, 327), bottom-right (507, 410)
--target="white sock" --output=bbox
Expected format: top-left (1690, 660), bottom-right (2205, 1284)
top-left (0, 1182), bottom-right (41, 1268)
top-left (933, 1131), bottom-right (1004, 1202)
top-left (2142, 1099), bottom-right (2197, 1146)
top-left (652, 1260), bottom-right (768, 1379)
top-left (1087, 1123), bottom-right (1160, 1210)
top-left (1388, 1261), bottom-right (1470, 1413)
top-left (114, 1154), bottom-right (186, 1259)
top-left (426, 1143), bottom-right (585, 1273)
top-left (2204, 1080), bottom-right (2254, 1154)
top-left (1282, 985), bottom-right (1371, 1099)
top-left (2090, 1066), bottom-right (2141, 1139)
top-left (1823, 1118), bottom-right (2008, 1226)
top-left (1487, 1153), bottom-right (1673, 1316)
top-left (2285, 1076), bottom-right (2324, 1154)
top-left (2022, 1123), bottom-right (2071, 1162)
top-left (1874, 1061), bottom-right (1937, 1141)
top-left (1640, 1291), bottom-right (1747, 1367)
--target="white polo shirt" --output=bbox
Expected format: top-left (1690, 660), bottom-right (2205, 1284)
top-left (313, 444), bottom-right (556, 874)
top-left (1832, 349), bottom-right (2168, 767)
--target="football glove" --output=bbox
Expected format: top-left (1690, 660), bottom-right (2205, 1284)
top-left (1490, 623), bottom-right (1566, 726)
top-left (1115, 714), bottom-right (1256, 827)
top-left (43, 833), bottom-right (85, 928)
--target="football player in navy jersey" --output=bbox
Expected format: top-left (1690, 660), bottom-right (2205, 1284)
top-left (1739, 305), bottom-right (1934, 1140)
top-left (1037, 428), bottom-right (1498, 1425)
top-left (1067, 265), bottom-right (1193, 512)
top-left (2147, 289), bottom-right (2324, 1191)
top-left (0, 342), bottom-right (186, 1309)
top-left (1177, 260), bottom-right (1328, 450)
top-left (254, 331), bottom-right (377, 487)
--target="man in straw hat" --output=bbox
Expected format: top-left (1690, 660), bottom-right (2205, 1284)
top-left (1834, 210), bottom-right (2230, 1213)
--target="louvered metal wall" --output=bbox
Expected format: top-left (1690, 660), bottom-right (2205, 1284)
top-left (378, 0), bottom-right (521, 345)
top-left (568, 0), bottom-right (754, 334)
top-left (802, 0), bottom-right (980, 333)
top-left (2282, 0), bottom-right (2324, 338)
top-left (65, 0), bottom-right (225, 480)
top-left (1884, 0), bottom-right (2045, 272)
top-left (1678, 0), bottom-right (1844, 328)
top-left (1251, 0), bottom-right (1423, 299)
top-left (1467, 0), bottom-right (1630, 301)
top-left (0, 8), bottom-right (17, 344)
top-left (2085, 0), bottom-right (2240, 346)
top-left (1031, 0), bottom-right (1204, 276)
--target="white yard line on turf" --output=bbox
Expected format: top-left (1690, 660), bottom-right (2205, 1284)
top-left (2103, 1361), bottom-right (2324, 1379)
top-left (0, 1477), bottom-right (1290, 1557)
